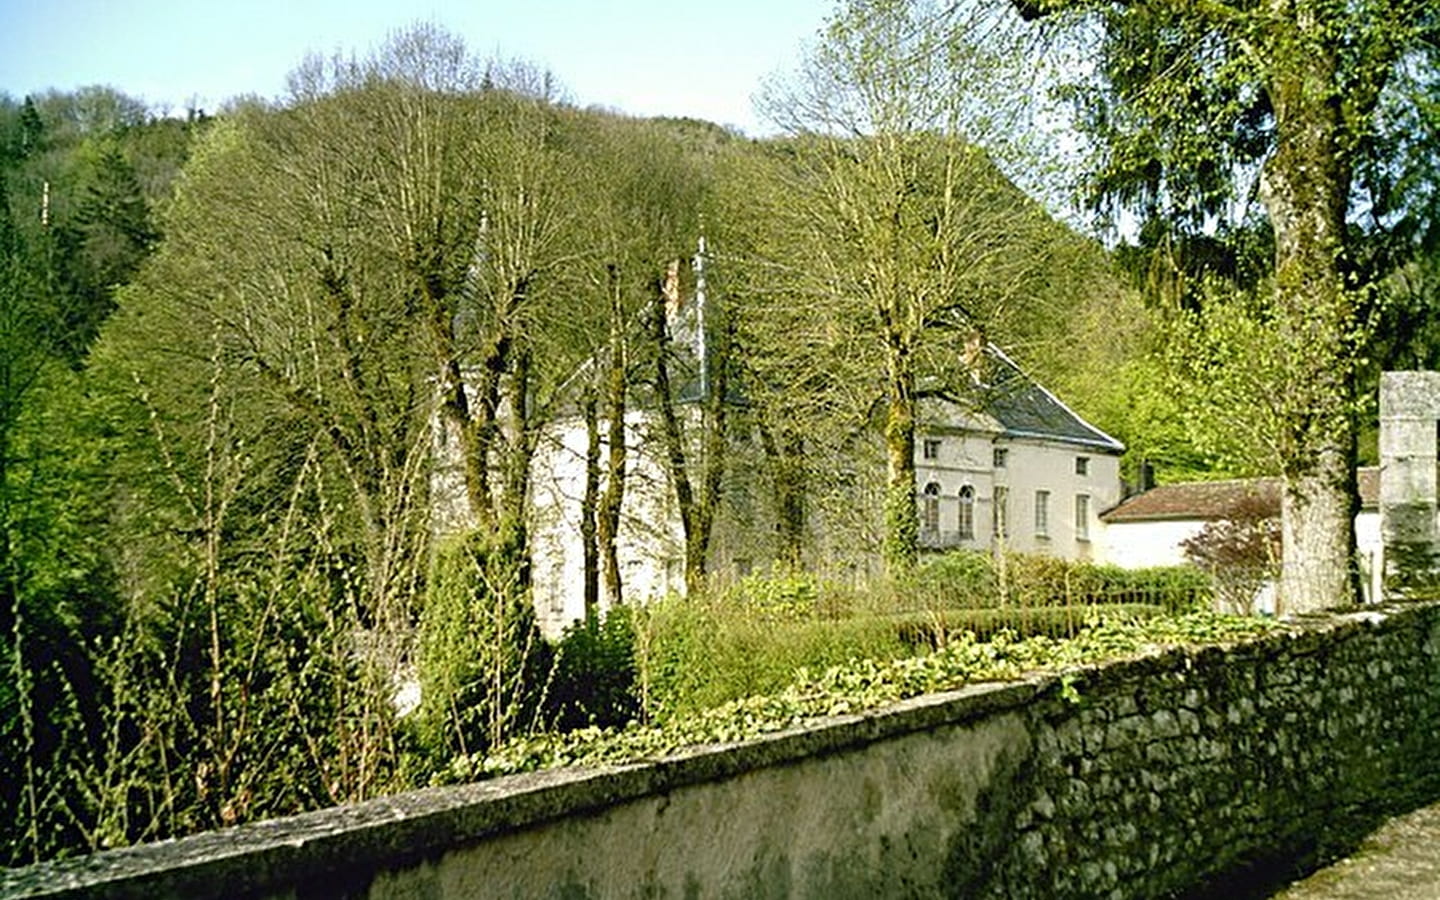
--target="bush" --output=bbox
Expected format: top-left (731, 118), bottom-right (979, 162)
top-left (414, 529), bottom-right (552, 764)
top-left (892, 603), bottom-right (1169, 647)
top-left (450, 557), bottom-right (1214, 748)
top-left (910, 550), bottom-right (997, 608)
top-left (723, 567), bottom-right (823, 620)
top-left (910, 551), bottom-right (1211, 613)
top-left (543, 608), bottom-right (640, 731)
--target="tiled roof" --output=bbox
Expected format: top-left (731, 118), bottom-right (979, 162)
top-left (1101, 466), bottom-right (1379, 522)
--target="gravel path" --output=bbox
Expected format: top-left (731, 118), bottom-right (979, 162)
top-left (1269, 803), bottom-right (1440, 899)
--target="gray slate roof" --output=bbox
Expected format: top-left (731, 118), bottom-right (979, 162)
top-left (932, 344), bottom-right (1125, 453)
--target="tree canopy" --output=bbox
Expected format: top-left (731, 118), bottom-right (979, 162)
top-left (1025, 0), bottom-right (1440, 609)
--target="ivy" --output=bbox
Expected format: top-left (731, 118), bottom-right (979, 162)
top-left (444, 610), bottom-right (1283, 783)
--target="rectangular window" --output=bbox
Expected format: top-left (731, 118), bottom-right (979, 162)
top-left (993, 447), bottom-right (1008, 468)
top-left (993, 486), bottom-right (1008, 540)
top-left (1035, 490), bottom-right (1050, 537)
top-left (922, 438), bottom-right (941, 461)
top-left (1075, 494), bottom-right (1090, 541)
top-left (1075, 456), bottom-right (1089, 476)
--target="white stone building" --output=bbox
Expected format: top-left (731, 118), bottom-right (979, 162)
top-left (521, 342), bottom-right (1128, 634)
top-left (912, 347), bottom-right (1126, 560)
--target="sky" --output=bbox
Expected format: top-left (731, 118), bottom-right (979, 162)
top-left (0, 0), bottom-right (835, 134)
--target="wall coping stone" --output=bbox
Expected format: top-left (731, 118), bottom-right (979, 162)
top-left (3, 679), bottom-right (1051, 899)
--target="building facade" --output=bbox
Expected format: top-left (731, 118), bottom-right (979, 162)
top-left (520, 345), bottom-right (1127, 634)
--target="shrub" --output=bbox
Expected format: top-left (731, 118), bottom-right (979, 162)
top-left (1180, 497), bottom-right (1280, 614)
top-left (909, 550), bottom-right (1211, 613)
top-left (633, 595), bottom-right (909, 724)
top-left (415, 529), bottom-right (552, 764)
top-left (543, 608), bottom-right (640, 731)
top-left (910, 550), bottom-right (997, 608)
top-left (466, 609), bottom-right (1286, 782)
top-left (723, 567), bottom-right (823, 621)
top-left (892, 603), bottom-right (1169, 647)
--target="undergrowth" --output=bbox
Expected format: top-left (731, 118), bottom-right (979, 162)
top-left (440, 609), bottom-right (1283, 783)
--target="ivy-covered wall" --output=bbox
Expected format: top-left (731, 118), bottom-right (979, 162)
top-left (8, 603), bottom-right (1440, 899)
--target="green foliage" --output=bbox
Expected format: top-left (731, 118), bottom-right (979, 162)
top-left (1040, 0), bottom-right (1439, 608)
top-left (909, 550), bottom-right (1210, 614)
top-left (631, 593), bottom-right (911, 725)
top-left (614, 555), bottom-right (1209, 728)
top-left (543, 608), bottom-right (640, 731)
top-left (883, 476), bottom-right (921, 574)
top-left (909, 550), bottom-right (997, 605)
top-left (463, 610), bottom-right (1283, 781)
top-left (1, 386), bottom-right (405, 863)
top-left (890, 604), bottom-right (1168, 646)
top-left (415, 530), bottom-right (552, 764)
top-left (1155, 280), bottom-right (1293, 475)
top-left (48, 138), bottom-right (158, 362)
top-left (727, 566), bottom-right (823, 619)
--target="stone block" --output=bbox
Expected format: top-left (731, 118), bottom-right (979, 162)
top-left (1377, 419), bottom-right (1438, 462)
top-left (1380, 371), bottom-right (1440, 418)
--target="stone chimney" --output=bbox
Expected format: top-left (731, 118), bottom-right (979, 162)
top-left (662, 258), bottom-right (682, 329)
top-left (962, 329), bottom-right (986, 384)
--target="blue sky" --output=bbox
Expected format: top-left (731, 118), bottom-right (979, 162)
top-left (0, 0), bottom-right (834, 134)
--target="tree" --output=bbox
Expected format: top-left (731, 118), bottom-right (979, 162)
top-left (49, 139), bottom-right (157, 362)
top-left (1023, 0), bottom-right (1439, 610)
top-left (746, 0), bottom-right (1070, 577)
top-left (547, 114), bottom-right (717, 604)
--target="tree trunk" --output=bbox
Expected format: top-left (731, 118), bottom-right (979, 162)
top-left (1262, 15), bottom-right (1358, 612)
top-left (759, 423), bottom-right (806, 567)
top-left (652, 278), bottom-right (700, 593)
top-left (690, 319), bottom-right (731, 592)
top-left (882, 350), bottom-right (918, 576)
top-left (499, 339), bottom-right (533, 588)
top-left (597, 304), bottom-right (629, 607)
top-left (651, 265), bottom-right (728, 597)
top-left (580, 390), bottom-right (600, 619)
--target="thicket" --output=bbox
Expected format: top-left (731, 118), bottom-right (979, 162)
top-left (516, 553), bottom-right (1212, 732)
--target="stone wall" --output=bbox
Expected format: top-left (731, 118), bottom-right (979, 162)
top-left (9, 603), bottom-right (1440, 899)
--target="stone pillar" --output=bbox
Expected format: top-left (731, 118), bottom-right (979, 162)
top-left (1380, 372), bottom-right (1440, 595)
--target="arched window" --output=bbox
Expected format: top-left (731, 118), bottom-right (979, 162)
top-left (958, 485), bottom-right (975, 540)
top-left (922, 482), bottom-right (941, 533)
